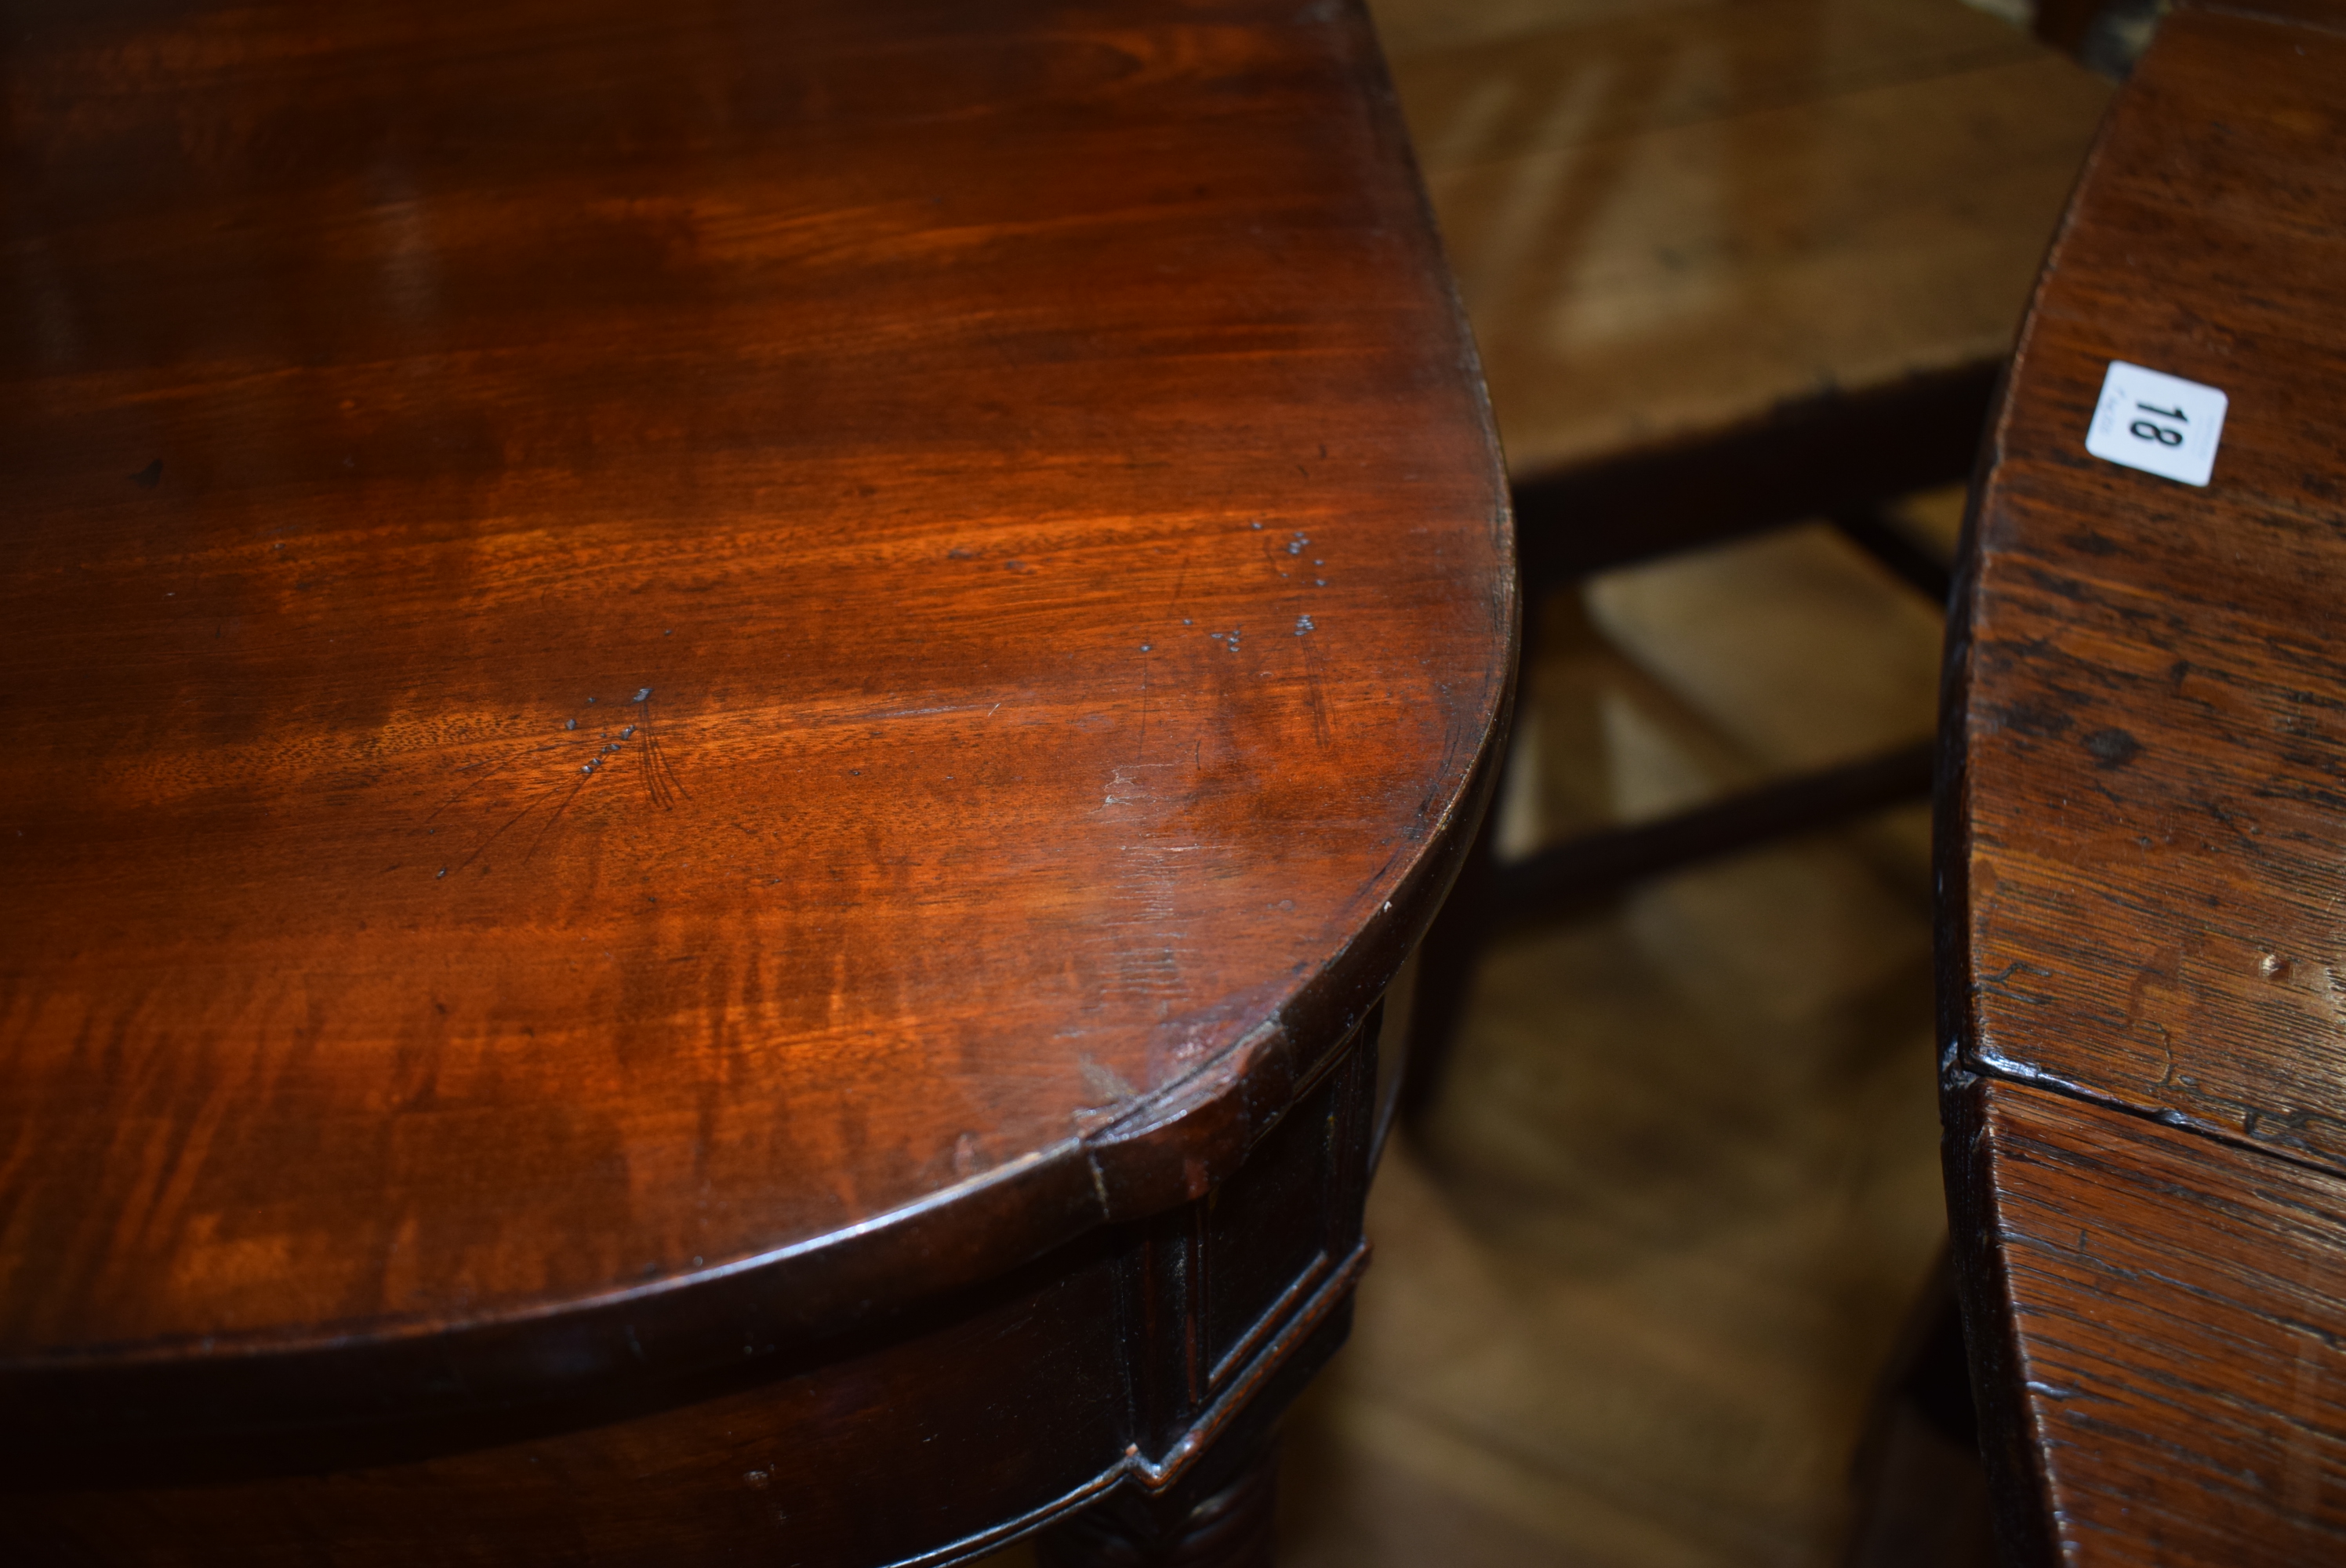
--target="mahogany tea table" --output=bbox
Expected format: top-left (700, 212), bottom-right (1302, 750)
top-left (0, 1), bottom-right (1515, 1562)
top-left (1941, 1), bottom-right (2346, 1561)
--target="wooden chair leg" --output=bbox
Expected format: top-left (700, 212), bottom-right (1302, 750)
top-left (1844, 1250), bottom-right (1993, 1568)
top-left (1394, 579), bottom-right (1534, 1136)
top-left (1395, 802), bottom-right (1499, 1134)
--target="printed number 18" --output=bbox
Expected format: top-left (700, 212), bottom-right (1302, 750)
top-left (2131, 401), bottom-right (2186, 448)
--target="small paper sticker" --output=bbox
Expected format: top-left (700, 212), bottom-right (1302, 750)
top-left (2086, 360), bottom-right (2228, 486)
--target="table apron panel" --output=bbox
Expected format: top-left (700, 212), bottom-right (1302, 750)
top-left (9, 1016), bottom-right (1381, 1568)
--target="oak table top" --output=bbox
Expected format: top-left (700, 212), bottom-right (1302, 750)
top-left (0, 0), bottom-right (1513, 1540)
top-left (1940, 2), bottom-right (2346, 1562)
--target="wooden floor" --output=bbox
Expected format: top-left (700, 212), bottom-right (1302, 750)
top-left (982, 1), bottom-right (2114, 1563)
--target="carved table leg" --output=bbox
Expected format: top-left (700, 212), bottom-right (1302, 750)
top-left (1034, 1439), bottom-right (1280, 1568)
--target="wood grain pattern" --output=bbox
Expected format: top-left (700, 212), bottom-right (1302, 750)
top-left (0, 0), bottom-right (1511, 1554)
top-left (1941, 2), bottom-right (2346, 1560)
top-left (1946, 1080), bottom-right (2346, 1566)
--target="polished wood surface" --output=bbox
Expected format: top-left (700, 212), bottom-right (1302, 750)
top-left (1941, 2), bottom-right (2346, 1560)
top-left (0, 0), bottom-right (1512, 1560)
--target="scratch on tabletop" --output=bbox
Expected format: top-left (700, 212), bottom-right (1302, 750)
top-left (523, 767), bottom-right (595, 862)
top-left (425, 691), bottom-right (688, 879)
top-left (637, 692), bottom-right (688, 811)
top-left (458, 785), bottom-right (557, 873)
top-left (427, 741), bottom-right (558, 820)
top-left (1257, 524), bottom-right (1331, 746)
top-left (1138, 641), bottom-right (1153, 754)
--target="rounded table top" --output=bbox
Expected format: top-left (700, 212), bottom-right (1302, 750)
top-left (0, 0), bottom-right (1512, 1443)
top-left (1942, 1), bottom-right (2346, 1559)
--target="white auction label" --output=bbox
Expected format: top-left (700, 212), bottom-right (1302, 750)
top-left (2085, 360), bottom-right (2228, 486)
